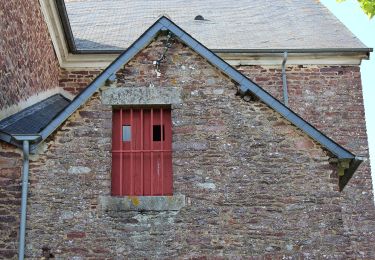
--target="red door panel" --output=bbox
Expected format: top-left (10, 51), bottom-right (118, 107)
top-left (111, 107), bottom-right (173, 196)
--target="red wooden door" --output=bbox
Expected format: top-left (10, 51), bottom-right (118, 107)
top-left (112, 107), bottom-right (172, 196)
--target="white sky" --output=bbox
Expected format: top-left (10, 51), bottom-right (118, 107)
top-left (320, 0), bottom-right (375, 200)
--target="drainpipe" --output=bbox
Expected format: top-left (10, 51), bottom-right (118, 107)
top-left (12, 135), bottom-right (40, 260)
top-left (282, 51), bottom-right (288, 106)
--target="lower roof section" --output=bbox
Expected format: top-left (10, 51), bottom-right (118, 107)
top-left (0, 94), bottom-right (70, 136)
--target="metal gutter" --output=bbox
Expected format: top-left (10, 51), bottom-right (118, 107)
top-left (0, 130), bottom-right (12, 144)
top-left (12, 135), bottom-right (41, 260)
top-left (282, 52), bottom-right (288, 106)
top-left (0, 131), bottom-right (25, 149)
top-left (70, 48), bottom-right (373, 57)
top-left (210, 48), bottom-right (372, 54)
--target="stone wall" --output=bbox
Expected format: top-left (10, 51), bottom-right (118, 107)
top-left (0, 0), bottom-right (60, 110)
top-left (239, 65), bottom-right (375, 257)
top-left (60, 60), bottom-right (375, 258)
top-left (20, 35), bottom-right (367, 258)
top-left (0, 143), bottom-right (22, 258)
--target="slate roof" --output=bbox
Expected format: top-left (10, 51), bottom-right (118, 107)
top-left (0, 94), bottom-right (70, 135)
top-left (64, 0), bottom-right (367, 51)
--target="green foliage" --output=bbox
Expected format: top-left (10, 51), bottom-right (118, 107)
top-left (337, 0), bottom-right (375, 18)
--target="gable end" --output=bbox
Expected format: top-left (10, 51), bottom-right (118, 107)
top-left (0, 16), bottom-right (362, 190)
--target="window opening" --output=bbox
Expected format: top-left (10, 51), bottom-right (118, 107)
top-left (122, 125), bottom-right (131, 141)
top-left (153, 125), bottom-right (165, 141)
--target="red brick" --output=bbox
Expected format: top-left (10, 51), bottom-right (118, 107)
top-left (66, 231), bottom-right (86, 239)
top-left (0, 0), bottom-right (60, 109)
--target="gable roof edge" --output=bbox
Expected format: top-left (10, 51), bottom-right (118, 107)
top-left (158, 18), bottom-right (356, 160)
top-left (37, 18), bottom-right (165, 144)
top-left (9, 16), bottom-right (360, 189)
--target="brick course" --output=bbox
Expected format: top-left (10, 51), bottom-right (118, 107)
top-left (59, 69), bottom-right (101, 95)
top-left (0, 0), bottom-right (60, 110)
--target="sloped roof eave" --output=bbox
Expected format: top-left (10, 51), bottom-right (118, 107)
top-left (0, 16), bottom-right (362, 189)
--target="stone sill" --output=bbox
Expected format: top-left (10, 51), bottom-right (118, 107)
top-left (98, 194), bottom-right (186, 212)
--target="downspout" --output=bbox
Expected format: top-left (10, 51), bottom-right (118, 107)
top-left (282, 51), bottom-right (288, 106)
top-left (12, 135), bottom-right (40, 260)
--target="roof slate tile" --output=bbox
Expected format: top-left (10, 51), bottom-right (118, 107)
top-left (65, 0), bottom-right (367, 51)
top-left (0, 94), bottom-right (70, 135)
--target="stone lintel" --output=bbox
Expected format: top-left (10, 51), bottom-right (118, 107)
top-left (98, 194), bottom-right (186, 212)
top-left (101, 87), bottom-right (182, 105)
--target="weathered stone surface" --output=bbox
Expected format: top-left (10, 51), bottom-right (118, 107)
top-left (99, 194), bottom-right (186, 212)
top-left (68, 166), bottom-right (91, 174)
top-left (101, 86), bottom-right (182, 105)
top-left (239, 64), bottom-right (375, 258)
top-left (195, 182), bottom-right (216, 190)
top-left (172, 141), bottom-right (208, 151)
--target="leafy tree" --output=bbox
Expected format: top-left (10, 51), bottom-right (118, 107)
top-left (337, 0), bottom-right (375, 18)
